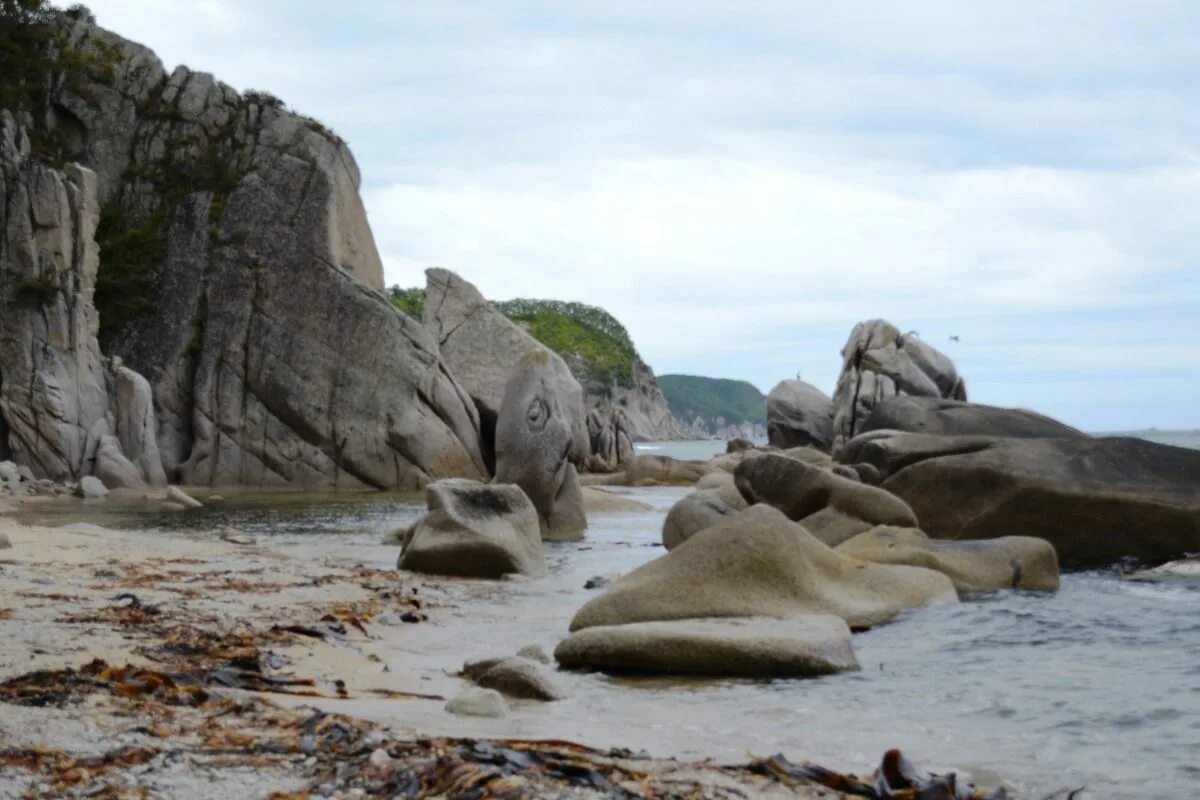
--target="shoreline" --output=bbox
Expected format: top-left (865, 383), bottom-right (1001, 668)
top-left (0, 505), bottom-right (914, 799)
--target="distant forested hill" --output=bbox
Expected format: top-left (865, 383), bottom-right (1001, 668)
top-left (657, 375), bottom-right (766, 426)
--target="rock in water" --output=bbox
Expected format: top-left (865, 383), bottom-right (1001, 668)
top-left (734, 452), bottom-right (918, 544)
top-left (472, 657), bottom-right (563, 701)
top-left (76, 476), bottom-right (108, 499)
top-left (166, 486), bottom-right (202, 509)
top-left (555, 616), bottom-right (859, 678)
top-left (837, 526), bottom-right (1059, 592)
top-left (494, 351), bottom-right (588, 541)
top-left (662, 489), bottom-right (742, 550)
top-left (570, 505), bottom-right (957, 632)
top-left (831, 320), bottom-right (965, 447)
top-left (766, 380), bottom-right (835, 451)
top-left (445, 688), bottom-right (508, 718)
top-left (398, 479), bottom-right (547, 578)
top-left (860, 395), bottom-right (1085, 440)
top-left (840, 431), bottom-right (1200, 567)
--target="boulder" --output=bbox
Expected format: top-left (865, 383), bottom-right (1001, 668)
top-left (494, 350), bottom-right (588, 540)
top-left (831, 320), bottom-right (965, 447)
top-left (726, 437), bottom-right (756, 453)
top-left (0, 462), bottom-right (18, 484)
top-left (423, 269), bottom-right (589, 466)
top-left (76, 476), bottom-right (108, 499)
top-left (734, 452), bottom-right (917, 529)
top-left (585, 407), bottom-right (636, 473)
top-left (472, 656), bottom-right (563, 701)
top-left (842, 431), bottom-right (1200, 567)
top-left (166, 486), bottom-right (202, 508)
top-left (571, 505), bottom-right (956, 631)
top-left (627, 455), bottom-right (708, 485)
top-left (107, 362), bottom-right (168, 487)
top-left (555, 616), bottom-right (859, 678)
top-left (93, 435), bottom-right (147, 490)
top-left (445, 688), bottom-right (507, 718)
top-left (836, 526), bottom-right (1059, 593)
top-left (860, 395), bottom-right (1085, 440)
top-left (581, 487), bottom-right (651, 513)
top-left (398, 479), bottom-right (546, 578)
top-left (696, 470), bottom-right (747, 507)
top-left (779, 447), bottom-right (834, 467)
top-left (766, 380), bottom-right (834, 451)
top-left (0, 26), bottom-right (485, 491)
top-left (662, 489), bottom-right (741, 550)
top-left (0, 532), bottom-right (11, 549)
top-left (796, 507), bottom-right (874, 547)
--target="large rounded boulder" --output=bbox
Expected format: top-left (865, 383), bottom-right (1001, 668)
top-left (494, 350), bottom-right (588, 541)
top-left (397, 479), bottom-right (546, 578)
top-left (836, 526), bottom-right (1059, 593)
top-left (766, 380), bottom-right (834, 451)
top-left (840, 431), bottom-right (1200, 567)
top-left (570, 505), bottom-right (957, 631)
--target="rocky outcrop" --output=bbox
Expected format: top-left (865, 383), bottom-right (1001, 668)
top-left (494, 350), bottom-right (588, 540)
top-left (766, 380), bottom-right (834, 451)
top-left (860, 396), bottom-right (1085, 440)
top-left (555, 616), bottom-right (859, 678)
top-left (0, 110), bottom-right (163, 488)
top-left (6, 19), bottom-right (486, 489)
top-left (733, 452), bottom-right (918, 545)
top-left (600, 355), bottom-right (688, 442)
top-left (831, 320), bottom-right (965, 447)
top-left (836, 526), bottom-right (1060, 593)
top-left (570, 505), bottom-right (957, 631)
top-left (584, 407), bottom-right (634, 473)
top-left (397, 479), bottom-right (547, 578)
top-left (839, 431), bottom-right (1200, 566)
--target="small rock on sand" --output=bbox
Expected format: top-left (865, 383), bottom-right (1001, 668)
top-left (516, 645), bottom-right (551, 664)
top-left (473, 656), bottom-right (564, 701)
top-left (0, 531), bottom-right (11, 549)
top-left (445, 688), bottom-right (508, 718)
top-left (219, 527), bottom-right (255, 545)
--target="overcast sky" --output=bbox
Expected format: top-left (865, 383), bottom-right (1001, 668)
top-left (81, 1), bottom-right (1200, 430)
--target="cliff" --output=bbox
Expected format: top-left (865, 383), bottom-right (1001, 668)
top-left (658, 375), bottom-right (767, 441)
top-left (0, 7), bottom-right (486, 488)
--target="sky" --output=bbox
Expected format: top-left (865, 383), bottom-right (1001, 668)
top-left (78, 1), bottom-right (1200, 431)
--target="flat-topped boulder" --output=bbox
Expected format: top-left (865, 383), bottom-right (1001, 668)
top-left (627, 455), bottom-right (709, 485)
top-left (840, 431), bottom-right (1200, 566)
top-left (860, 395), bottom-right (1085, 440)
top-left (766, 380), bottom-right (834, 451)
top-left (397, 479), bottom-right (546, 578)
top-left (555, 616), bottom-right (859, 678)
top-left (837, 526), bottom-right (1059, 593)
top-left (734, 452), bottom-right (918, 532)
top-left (494, 350), bottom-right (588, 541)
top-left (571, 505), bottom-right (957, 631)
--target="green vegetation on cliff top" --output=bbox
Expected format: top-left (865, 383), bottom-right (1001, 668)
top-left (389, 286), bottom-right (637, 390)
top-left (657, 374), bottom-right (766, 426)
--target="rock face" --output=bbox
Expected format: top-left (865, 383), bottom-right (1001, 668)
top-left (733, 452), bottom-right (918, 541)
top-left (7, 19), bottom-right (485, 490)
top-left (837, 526), bottom-right (1059, 593)
top-left (0, 111), bottom-right (163, 488)
top-left (494, 351), bottom-right (588, 540)
top-left (570, 505), bottom-right (957, 631)
top-left (601, 356), bottom-right (688, 443)
top-left (397, 479), bottom-right (547, 578)
top-left (766, 380), bottom-right (834, 451)
top-left (860, 396), bottom-right (1085, 440)
top-left (831, 320), bottom-right (965, 447)
top-left (585, 407), bottom-right (635, 473)
top-left (839, 431), bottom-right (1200, 566)
top-left (555, 616), bottom-right (859, 678)
top-left (422, 268), bottom-right (588, 469)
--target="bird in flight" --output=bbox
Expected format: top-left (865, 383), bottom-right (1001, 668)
top-left (949, 335), bottom-right (960, 343)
